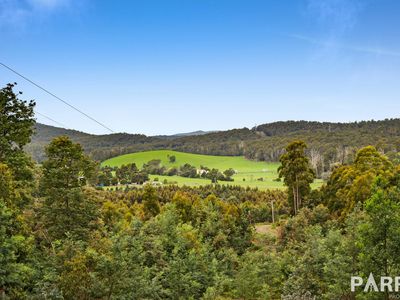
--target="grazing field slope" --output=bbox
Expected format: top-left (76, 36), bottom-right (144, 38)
top-left (102, 150), bottom-right (322, 189)
top-left (102, 150), bottom-right (275, 172)
top-left (28, 120), bottom-right (400, 169)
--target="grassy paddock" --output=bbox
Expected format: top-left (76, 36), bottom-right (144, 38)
top-left (102, 150), bottom-right (322, 190)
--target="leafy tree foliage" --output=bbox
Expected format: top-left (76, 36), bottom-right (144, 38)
top-left (142, 185), bottom-right (160, 219)
top-left (0, 83), bottom-right (35, 163)
top-left (179, 163), bottom-right (198, 178)
top-left (223, 168), bottom-right (236, 178)
top-left (322, 145), bottom-right (393, 219)
top-left (0, 163), bottom-right (36, 299)
top-left (39, 136), bottom-right (98, 241)
top-left (0, 85), bottom-right (36, 299)
top-left (278, 141), bottom-right (315, 215)
top-left (359, 180), bottom-right (400, 295)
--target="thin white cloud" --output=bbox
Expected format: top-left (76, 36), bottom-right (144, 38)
top-left (28, 0), bottom-right (69, 9)
top-left (0, 1), bottom-right (28, 26)
top-left (289, 34), bottom-right (400, 58)
top-left (306, 0), bottom-right (364, 35)
top-left (296, 1), bottom-right (399, 58)
top-left (0, 0), bottom-right (73, 28)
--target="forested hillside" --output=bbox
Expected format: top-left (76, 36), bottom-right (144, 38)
top-left (26, 123), bottom-right (160, 162)
top-left (28, 120), bottom-right (400, 177)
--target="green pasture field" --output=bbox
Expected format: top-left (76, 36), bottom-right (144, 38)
top-left (102, 150), bottom-right (323, 190)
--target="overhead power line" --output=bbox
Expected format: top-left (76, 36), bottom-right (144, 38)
top-left (35, 110), bottom-right (67, 128)
top-left (0, 62), bottom-right (115, 133)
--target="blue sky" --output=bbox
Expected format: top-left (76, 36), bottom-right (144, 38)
top-left (1, 0), bottom-right (400, 135)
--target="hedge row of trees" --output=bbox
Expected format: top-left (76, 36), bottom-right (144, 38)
top-left (97, 159), bottom-right (236, 186)
top-left (141, 159), bottom-right (236, 182)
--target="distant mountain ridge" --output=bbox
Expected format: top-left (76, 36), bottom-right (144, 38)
top-left (171, 130), bottom-right (218, 137)
top-left (154, 130), bottom-right (217, 139)
top-left (26, 119), bottom-right (400, 177)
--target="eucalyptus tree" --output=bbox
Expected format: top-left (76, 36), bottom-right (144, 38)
top-left (278, 141), bottom-right (315, 215)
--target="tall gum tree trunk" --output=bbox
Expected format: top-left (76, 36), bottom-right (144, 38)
top-left (292, 186), bottom-right (297, 215)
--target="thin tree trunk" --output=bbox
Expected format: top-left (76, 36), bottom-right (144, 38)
top-left (292, 186), bottom-right (297, 215)
top-left (295, 175), bottom-right (300, 212)
top-left (296, 181), bottom-right (300, 211)
top-left (384, 226), bottom-right (389, 300)
top-left (107, 280), bottom-right (114, 300)
top-left (271, 200), bottom-right (275, 223)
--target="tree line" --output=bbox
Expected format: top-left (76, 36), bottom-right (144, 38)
top-left (27, 118), bottom-right (400, 180)
top-left (97, 159), bottom-right (236, 186)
